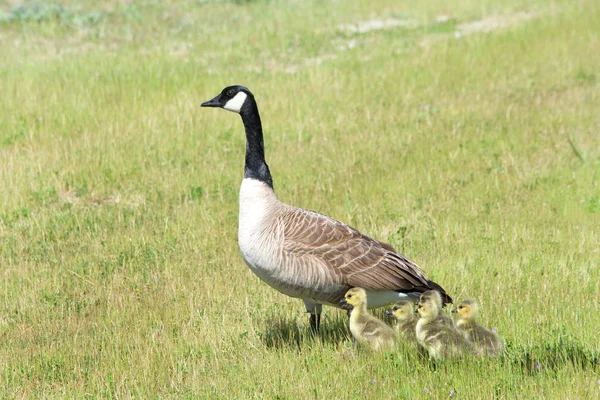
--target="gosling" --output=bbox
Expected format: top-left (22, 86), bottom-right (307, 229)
top-left (340, 288), bottom-right (396, 351)
top-left (415, 290), bottom-right (474, 360)
top-left (453, 299), bottom-right (504, 357)
top-left (385, 300), bottom-right (418, 344)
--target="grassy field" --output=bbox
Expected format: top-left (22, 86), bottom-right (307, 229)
top-left (1, 0), bottom-right (599, 397)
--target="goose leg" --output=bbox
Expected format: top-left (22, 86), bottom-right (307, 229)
top-left (303, 300), bottom-right (322, 333)
top-left (309, 313), bottom-right (321, 333)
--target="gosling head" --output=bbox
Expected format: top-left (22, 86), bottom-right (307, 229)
top-left (452, 299), bottom-right (480, 322)
top-left (201, 85), bottom-right (253, 114)
top-left (416, 290), bottom-right (443, 320)
top-left (385, 300), bottom-right (416, 321)
top-left (340, 287), bottom-right (368, 309)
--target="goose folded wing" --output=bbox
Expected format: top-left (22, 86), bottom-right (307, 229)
top-left (281, 209), bottom-right (430, 290)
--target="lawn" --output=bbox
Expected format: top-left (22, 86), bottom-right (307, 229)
top-left (1, 0), bottom-right (599, 398)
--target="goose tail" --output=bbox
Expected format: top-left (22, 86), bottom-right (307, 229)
top-left (426, 280), bottom-right (453, 305)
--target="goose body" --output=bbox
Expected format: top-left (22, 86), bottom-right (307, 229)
top-left (239, 178), bottom-right (426, 308)
top-left (453, 299), bottom-right (504, 357)
top-left (202, 85), bottom-right (452, 331)
top-left (341, 288), bottom-right (396, 351)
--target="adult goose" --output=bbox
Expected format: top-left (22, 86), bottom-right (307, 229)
top-left (201, 85), bottom-right (452, 332)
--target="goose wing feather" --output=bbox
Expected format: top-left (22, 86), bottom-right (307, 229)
top-left (280, 208), bottom-right (429, 290)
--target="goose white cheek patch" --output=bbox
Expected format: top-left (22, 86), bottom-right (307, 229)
top-left (223, 92), bottom-right (248, 113)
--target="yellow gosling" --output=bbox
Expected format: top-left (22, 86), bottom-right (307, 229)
top-left (416, 290), bottom-right (474, 360)
top-left (341, 288), bottom-right (396, 351)
top-left (453, 299), bottom-right (504, 357)
top-left (385, 300), bottom-right (418, 344)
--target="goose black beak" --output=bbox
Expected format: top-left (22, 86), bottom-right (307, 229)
top-left (385, 310), bottom-right (393, 316)
top-left (201, 95), bottom-right (222, 108)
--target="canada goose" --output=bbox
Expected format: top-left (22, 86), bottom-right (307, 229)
top-left (340, 288), bottom-right (396, 351)
top-left (385, 300), bottom-right (418, 343)
top-left (201, 85), bottom-right (452, 332)
top-left (452, 299), bottom-right (504, 357)
top-left (415, 290), bottom-right (474, 360)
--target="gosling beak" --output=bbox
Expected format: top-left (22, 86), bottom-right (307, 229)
top-left (385, 310), bottom-right (393, 316)
top-left (451, 309), bottom-right (458, 313)
top-left (201, 95), bottom-right (222, 108)
top-left (339, 298), bottom-right (348, 306)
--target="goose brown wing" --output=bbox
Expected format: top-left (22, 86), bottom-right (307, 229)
top-left (280, 209), bottom-right (430, 291)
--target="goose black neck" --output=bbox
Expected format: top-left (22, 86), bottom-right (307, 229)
top-left (240, 97), bottom-right (273, 188)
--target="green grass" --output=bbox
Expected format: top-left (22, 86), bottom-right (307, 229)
top-left (1, 0), bottom-right (599, 397)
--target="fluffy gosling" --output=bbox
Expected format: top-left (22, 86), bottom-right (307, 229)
top-left (416, 290), bottom-right (474, 360)
top-left (340, 288), bottom-right (396, 351)
top-left (385, 300), bottom-right (418, 344)
top-left (453, 299), bottom-right (504, 357)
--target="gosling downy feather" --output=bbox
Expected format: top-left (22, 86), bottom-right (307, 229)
top-left (202, 85), bottom-right (452, 332)
top-left (453, 299), bottom-right (504, 357)
top-left (341, 288), bottom-right (396, 351)
top-left (385, 300), bottom-right (418, 343)
top-left (416, 290), bottom-right (474, 360)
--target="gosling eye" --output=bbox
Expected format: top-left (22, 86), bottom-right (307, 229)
top-left (347, 294), bottom-right (352, 299)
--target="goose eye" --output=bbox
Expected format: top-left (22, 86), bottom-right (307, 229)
top-left (226, 89), bottom-right (235, 97)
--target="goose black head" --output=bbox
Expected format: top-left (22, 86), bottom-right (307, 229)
top-left (201, 85), bottom-right (253, 114)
